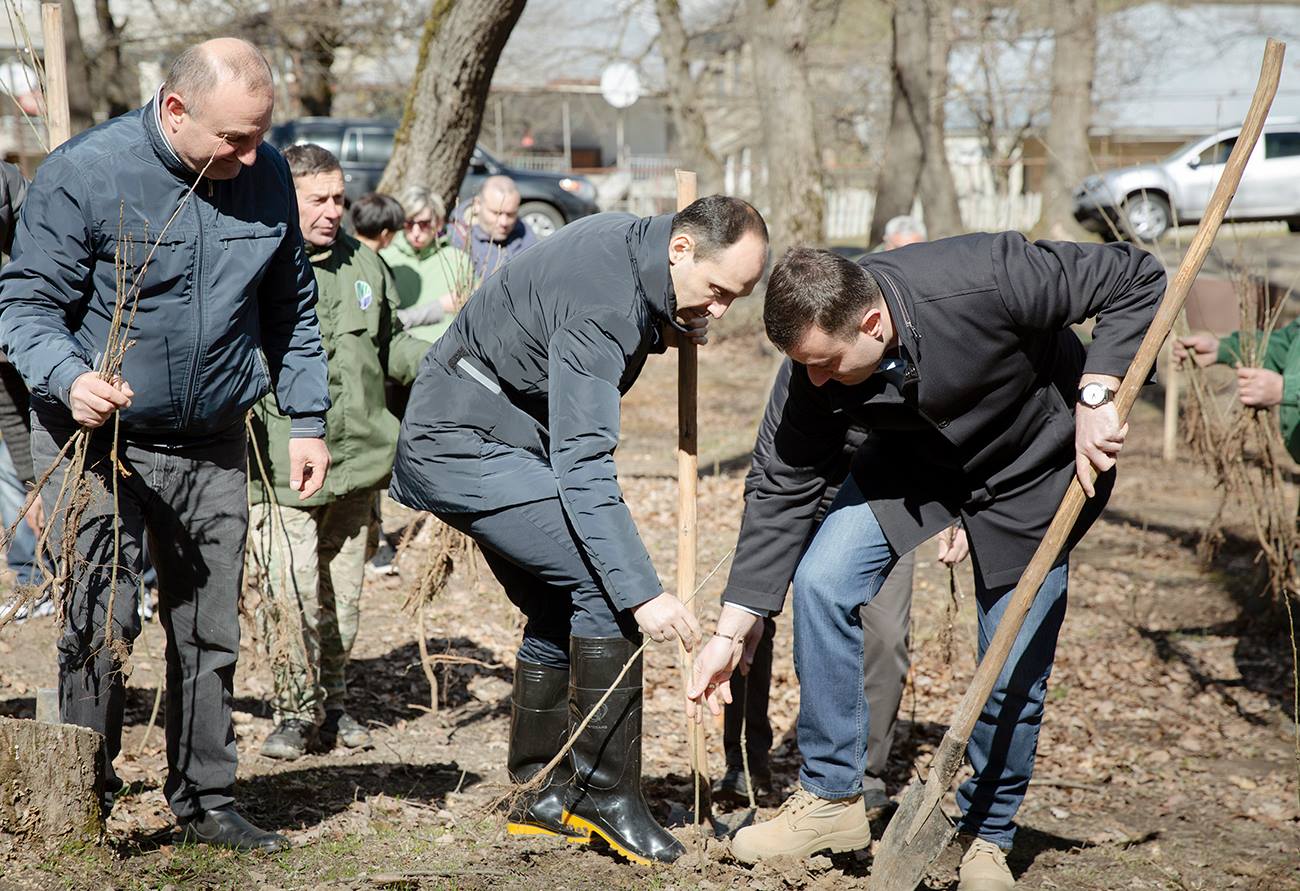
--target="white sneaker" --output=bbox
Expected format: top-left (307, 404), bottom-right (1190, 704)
top-left (958, 836), bottom-right (1015, 890)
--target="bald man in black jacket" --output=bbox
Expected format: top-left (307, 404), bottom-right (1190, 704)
top-left (391, 196), bottom-right (768, 865)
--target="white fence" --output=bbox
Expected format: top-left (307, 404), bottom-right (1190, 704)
top-left (825, 187), bottom-right (1043, 241)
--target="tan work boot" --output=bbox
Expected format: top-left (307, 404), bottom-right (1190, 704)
top-left (730, 787), bottom-right (872, 864)
top-left (958, 836), bottom-right (1015, 890)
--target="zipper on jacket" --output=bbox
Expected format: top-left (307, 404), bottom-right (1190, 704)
top-left (874, 266), bottom-right (952, 433)
top-left (179, 188), bottom-right (206, 429)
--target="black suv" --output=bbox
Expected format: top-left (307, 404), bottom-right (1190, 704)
top-left (267, 118), bottom-right (600, 237)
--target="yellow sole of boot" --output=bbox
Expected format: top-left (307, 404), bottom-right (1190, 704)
top-left (558, 813), bottom-right (653, 866)
top-left (506, 822), bottom-right (591, 843)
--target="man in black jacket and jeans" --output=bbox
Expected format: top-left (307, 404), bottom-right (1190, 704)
top-left (391, 196), bottom-right (768, 865)
top-left (687, 235), bottom-right (1164, 890)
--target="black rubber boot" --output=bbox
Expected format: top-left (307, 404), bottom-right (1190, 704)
top-left (717, 617), bottom-right (774, 806)
top-left (505, 658), bottom-right (585, 840)
top-left (561, 636), bottom-right (685, 865)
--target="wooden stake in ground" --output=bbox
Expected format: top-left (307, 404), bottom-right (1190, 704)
top-left (674, 169), bottom-right (711, 823)
top-left (868, 37), bottom-right (1287, 891)
top-left (40, 3), bottom-right (70, 149)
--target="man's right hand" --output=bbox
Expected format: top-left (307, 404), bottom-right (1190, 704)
top-left (1173, 333), bottom-right (1220, 369)
top-left (70, 372), bottom-right (133, 428)
top-left (632, 592), bottom-right (701, 649)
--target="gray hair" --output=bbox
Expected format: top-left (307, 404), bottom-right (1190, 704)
top-left (397, 185), bottom-right (446, 222)
top-left (161, 38), bottom-right (274, 117)
top-left (883, 214), bottom-right (927, 241)
top-left (282, 143), bottom-right (341, 179)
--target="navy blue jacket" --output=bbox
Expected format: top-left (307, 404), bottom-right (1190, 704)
top-left (0, 99), bottom-right (329, 440)
top-left (391, 212), bottom-right (683, 610)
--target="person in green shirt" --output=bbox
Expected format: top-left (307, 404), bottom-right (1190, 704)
top-left (1175, 323), bottom-right (1300, 461)
top-left (380, 186), bottom-right (476, 343)
top-left (248, 144), bottom-right (429, 761)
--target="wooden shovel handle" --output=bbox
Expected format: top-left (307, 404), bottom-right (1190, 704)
top-left (947, 38), bottom-right (1287, 741)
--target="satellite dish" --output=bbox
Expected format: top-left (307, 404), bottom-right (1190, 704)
top-left (600, 62), bottom-right (642, 110)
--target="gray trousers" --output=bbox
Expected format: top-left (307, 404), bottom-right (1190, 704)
top-left (724, 551), bottom-right (913, 793)
top-left (31, 416), bottom-right (248, 820)
top-left (439, 495), bottom-right (639, 668)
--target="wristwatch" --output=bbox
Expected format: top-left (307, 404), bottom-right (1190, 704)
top-left (1077, 382), bottom-right (1116, 408)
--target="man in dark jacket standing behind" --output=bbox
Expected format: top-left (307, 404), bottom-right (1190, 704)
top-left (391, 196), bottom-right (768, 864)
top-left (0, 39), bottom-right (330, 851)
top-left (687, 236), bottom-right (1164, 890)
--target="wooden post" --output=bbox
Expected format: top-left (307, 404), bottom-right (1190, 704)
top-left (40, 3), bottom-right (70, 150)
top-left (675, 169), bottom-right (710, 821)
top-left (1163, 344), bottom-right (1180, 462)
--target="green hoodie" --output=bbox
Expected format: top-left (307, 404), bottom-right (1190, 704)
top-left (249, 234), bottom-right (430, 507)
top-left (1218, 320), bottom-right (1300, 462)
top-left (380, 231), bottom-right (477, 342)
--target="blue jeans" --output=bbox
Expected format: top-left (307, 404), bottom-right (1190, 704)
top-left (0, 439), bottom-right (39, 585)
top-left (792, 474), bottom-right (1067, 848)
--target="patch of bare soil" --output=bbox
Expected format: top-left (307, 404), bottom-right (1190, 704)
top-left (1, 340), bottom-right (1297, 890)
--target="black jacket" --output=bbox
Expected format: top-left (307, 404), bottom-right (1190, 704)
top-left (391, 211), bottom-right (684, 610)
top-left (723, 232), bottom-right (1165, 613)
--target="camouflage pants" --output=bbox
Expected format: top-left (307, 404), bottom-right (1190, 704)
top-left (248, 488), bottom-right (373, 724)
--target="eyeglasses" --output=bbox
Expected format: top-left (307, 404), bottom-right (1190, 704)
top-left (406, 218), bottom-right (435, 231)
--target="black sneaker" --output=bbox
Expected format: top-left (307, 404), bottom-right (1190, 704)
top-left (260, 719), bottom-right (317, 760)
top-left (365, 539), bottom-right (399, 577)
top-left (712, 766), bottom-right (771, 806)
top-left (320, 710), bottom-right (372, 749)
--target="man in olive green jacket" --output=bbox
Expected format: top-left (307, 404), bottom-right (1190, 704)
top-left (248, 144), bottom-right (428, 760)
top-left (1176, 320), bottom-right (1300, 462)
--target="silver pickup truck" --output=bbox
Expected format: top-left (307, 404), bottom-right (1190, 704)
top-left (1073, 121), bottom-right (1300, 242)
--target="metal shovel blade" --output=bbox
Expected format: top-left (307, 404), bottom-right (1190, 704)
top-left (868, 735), bottom-right (964, 891)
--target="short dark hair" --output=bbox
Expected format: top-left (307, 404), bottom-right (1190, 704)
top-left (283, 143), bottom-right (341, 180)
top-left (764, 247), bottom-right (883, 351)
top-left (351, 192), bottom-right (405, 238)
top-left (670, 195), bottom-right (768, 260)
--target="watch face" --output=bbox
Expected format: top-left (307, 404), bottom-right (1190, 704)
top-left (1081, 383), bottom-right (1106, 406)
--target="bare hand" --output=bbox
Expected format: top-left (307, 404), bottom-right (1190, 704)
top-left (632, 592), bottom-right (701, 649)
top-left (69, 372), bottom-right (133, 428)
top-left (1173, 333), bottom-right (1219, 369)
top-left (685, 606), bottom-right (760, 721)
top-left (1075, 401), bottom-right (1127, 498)
top-left (686, 634), bottom-right (742, 722)
top-left (1235, 367), bottom-right (1284, 408)
top-left (936, 525), bottom-right (969, 565)
top-left (23, 495), bottom-right (43, 535)
top-left (664, 315), bottom-right (710, 349)
top-left (287, 437), bottom-right (331, 501)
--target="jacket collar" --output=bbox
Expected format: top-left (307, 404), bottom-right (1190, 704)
top-left (394, 230), bottom-right (448, 261)
top-left (144, 95), bottom-right (203, 183)
top-left (628, 213), bottom-right (688, 333)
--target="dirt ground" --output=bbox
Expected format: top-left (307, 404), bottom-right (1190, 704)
top-left (3, 251), bottom-right (1300, 888)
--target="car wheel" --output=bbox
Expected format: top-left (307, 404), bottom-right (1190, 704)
top-left (1122, 193), bottom-right (1172, 242)
top-left (519, 202), bottom-right (565, 238)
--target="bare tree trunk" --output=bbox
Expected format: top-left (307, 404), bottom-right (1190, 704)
top-left (871, 0), bottom-right (962, 247)
top-left (291, 1), bottom-right (341, 117)
top-left (1038, 0), bottom-right (1097, 238)
top-left (59, 0), bottom-right (95, 131)
top-left (654, 0), bottom-right (724, 195)
top-left (745, 0), bottom-right (824, 258)
top-left (919, 0), bottom-right (963, 238)
top-left (0, 717), bottom-right (105, 845)
top-left (379, 0), bottom-right (526, 208)
top-left (92, 0), bottom-right (136, 118)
